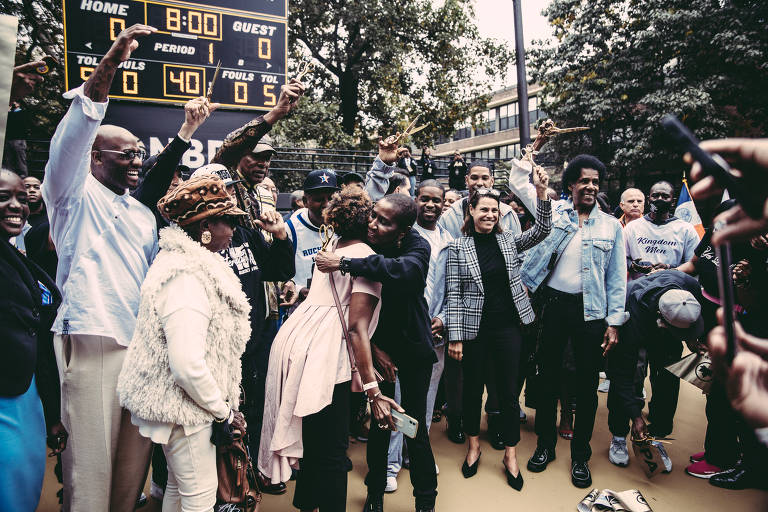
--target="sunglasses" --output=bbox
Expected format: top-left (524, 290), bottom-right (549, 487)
top-left (474, 187), bottom-right (501, 198)
top-left (98, 149), bottom-right (147, 161)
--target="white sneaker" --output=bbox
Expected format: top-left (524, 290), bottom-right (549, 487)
top-left (598, 379), bottom-right (611, 393)
top-left (609, 436), bottom-right (629, 467)
top-left (435, 463), bottom-right (439, 475)
top-left (385, 475), bottom-right (398, 492)
top-left (599, 371), bottom-right (607, 379)
top-left (652, 441), bottom-right (673, 473)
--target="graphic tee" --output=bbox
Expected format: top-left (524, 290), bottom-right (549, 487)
top-left (624, 216), bottom-right (699, 279)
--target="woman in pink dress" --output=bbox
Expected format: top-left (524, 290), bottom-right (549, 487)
top-left (258, 186), bottom-right (401, 512)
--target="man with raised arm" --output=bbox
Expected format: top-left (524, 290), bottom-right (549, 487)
top-left (41, 24), bottom-right (162, 511)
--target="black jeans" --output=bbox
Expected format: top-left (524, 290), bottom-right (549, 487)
top-left (462, 318), bottom-right (523, 446)
top-left (534, 287), bottom-right (605, 462)
top-left (366, 362), bottom-right (437, 508)
top-left (646, 332), bottom-right (683, 437)
top-left (241, 318), bottom-right (279, 459)
top-left (293, 382), bottom-right (352, 512)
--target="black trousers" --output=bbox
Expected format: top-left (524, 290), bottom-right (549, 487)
top-left (607, 327), bottom-right (682, 438)
top-left (534, 287), bottom-right (605, 462)
top-left (444, 349), bottom-right (500, 418)
top-left (366, 362), bottom-right (437, 508)
top-left (293, 382), bottom-right (352, 512)
top-left (462, 318), bottom-right (523, 446)
top-left (242, 318), bottom-right (279, 459)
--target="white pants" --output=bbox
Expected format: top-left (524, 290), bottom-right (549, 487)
top-left (162, 424), bottom-right (218, 512)
top-left (54, 334), bottom-right (152, 512)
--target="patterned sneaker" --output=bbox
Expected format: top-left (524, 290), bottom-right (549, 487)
top-left (609, 436), bottom-right (629, 467)
top-left (652, 441), bottom-right (673, 473)
top-left (686, 459), bottom-right (727, 479)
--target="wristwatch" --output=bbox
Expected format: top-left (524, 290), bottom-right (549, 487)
top-left (339, 256), bottom-right (352, 276)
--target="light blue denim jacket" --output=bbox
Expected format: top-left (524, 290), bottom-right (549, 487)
top-left (520, 199), bottom-right (629, 326)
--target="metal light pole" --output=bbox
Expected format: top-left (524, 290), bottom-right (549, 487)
top-left (512, 0), bottom-right (531, 149)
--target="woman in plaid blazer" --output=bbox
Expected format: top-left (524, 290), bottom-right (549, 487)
top-left (445, 168), bottom-right (552, 491)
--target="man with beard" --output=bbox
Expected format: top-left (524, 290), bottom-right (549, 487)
top-left (385, 179), bottom-right (452, 492)
top-left (624, 181), bottom-right (699, 280)
top-left (41, 24), bottom-right (162, 511)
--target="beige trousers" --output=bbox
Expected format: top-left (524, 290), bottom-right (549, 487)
top-left (54, 334), bottom-right (153, 512)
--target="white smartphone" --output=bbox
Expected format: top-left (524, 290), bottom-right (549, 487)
top-left (391, 409), bottom-right (419, 439)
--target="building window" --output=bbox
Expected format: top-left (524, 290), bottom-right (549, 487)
top-left (499, 102), bottom-right (518, 131)
top-left (475, 109), bottom-right (496, 136)
top-left (499, 143), bottom-right (521, 160)
top-left (453, 119), bottom-right (472, 140)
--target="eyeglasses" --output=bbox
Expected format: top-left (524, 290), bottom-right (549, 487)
top-left (474, 187), bottom-right (501, 198)
top-left (98, 149), bottom-right (147, 161)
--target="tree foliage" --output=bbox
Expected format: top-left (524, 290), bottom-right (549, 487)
top-left (529, 0), bottom-right (768, 194)
top-left (2, 0), bottom-right (66, 137)
top-left (289, 0), bottom-right (513, 142)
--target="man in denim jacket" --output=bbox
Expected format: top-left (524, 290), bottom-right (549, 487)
top-left (519, 155), bottom-right (628, 488)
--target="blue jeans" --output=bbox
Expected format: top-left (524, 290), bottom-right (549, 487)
top-left (409, 176), bottom-right (416, 197)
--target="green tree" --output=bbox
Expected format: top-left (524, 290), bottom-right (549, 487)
top-left (289, 0), bottom-right (512, 141)
top-left (529, 0), bottom-right (768, 194)
top-left (2, 0), bottom-right (66, 137)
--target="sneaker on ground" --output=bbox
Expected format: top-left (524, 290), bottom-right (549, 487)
top-left (652, 441), bottom-right (673, 473)
top-left (686, 459), bottom-right (727, 479)
top-left (385, 476), bottom-right (398, 493)
top-left (690, 451), bottom-right (706, 463)
top-left (608, 436), bottom-right (629, 467)
top-left (597, 379), bottom-right (610, 393)
top-left (599, 371), bottom-right (607, 379)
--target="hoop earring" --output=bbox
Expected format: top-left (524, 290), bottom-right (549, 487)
top-left (201, 230), bottom-right (212, 245)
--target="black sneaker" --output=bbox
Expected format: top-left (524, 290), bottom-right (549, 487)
top-left (571, 460), bottom-right (592, 488)
top-left (527, 446), bottom-right (555, 472)
top-left (446, 415), bottom-right (466, 444)
top-left (363, 494), bottom-right (384, 512)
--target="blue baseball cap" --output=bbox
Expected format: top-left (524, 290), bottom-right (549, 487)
top-left (303, 169), bottom-right (339, 191)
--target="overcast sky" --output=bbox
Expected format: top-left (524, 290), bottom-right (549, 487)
top-left (471, 0), bottom-right (554, 87)
top-left (474, 0), bottom-right (554, 46)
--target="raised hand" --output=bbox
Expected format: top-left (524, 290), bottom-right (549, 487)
top-left (378, 136), bottom-right (400, 165)
top-left (263, 79), bottom-right (306, 125)
top-left (104, 24), bottom-right (157, 64)
top-left (533, 165), bottom-right (550, 199)
top-left (179, 97), bottom-right (220, 139)
top-left (10, 61), bottom-right (46, 103)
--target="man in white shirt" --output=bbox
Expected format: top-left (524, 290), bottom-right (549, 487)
top-left (624, 181), bottom-right (700, 280)
top-left (285, 169), bottom-right (339, 293)
top-left (41, 24), bottom-right (181, 511)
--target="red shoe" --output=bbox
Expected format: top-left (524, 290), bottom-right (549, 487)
top-left (685, 460), bottom-right (727, 479)
top-left (689, 451), bottom-right (706, 463)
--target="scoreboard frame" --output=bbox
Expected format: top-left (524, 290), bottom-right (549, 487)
top-left (62, 0), bottom-right (288, 111)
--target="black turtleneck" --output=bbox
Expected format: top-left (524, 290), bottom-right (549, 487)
top-left (472, 231), bottom-right (515, 323)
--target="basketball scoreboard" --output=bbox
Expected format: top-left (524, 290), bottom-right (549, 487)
top-left (63, 0), bottom-right (287, 110)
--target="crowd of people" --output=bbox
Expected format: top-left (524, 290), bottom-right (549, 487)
top-left (3, 24), bottom-right (768, 512)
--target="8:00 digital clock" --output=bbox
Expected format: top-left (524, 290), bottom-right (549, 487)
top-left (63, 0), bottom-right (287, 110)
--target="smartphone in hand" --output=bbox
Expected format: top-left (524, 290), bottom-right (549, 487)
top-left (391, 409), bottom-right (418, 439)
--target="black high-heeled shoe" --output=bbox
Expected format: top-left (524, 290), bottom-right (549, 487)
top-left (461, 452), bottom-right (481, 478)
top-left (504, 464), bottom-right (524, 491)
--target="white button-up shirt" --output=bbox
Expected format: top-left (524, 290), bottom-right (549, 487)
top-left (42, 85), bottom-right (158, 346)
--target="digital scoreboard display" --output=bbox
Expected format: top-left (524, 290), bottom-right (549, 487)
top-left (63, 0), bottom-right (287, 110)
